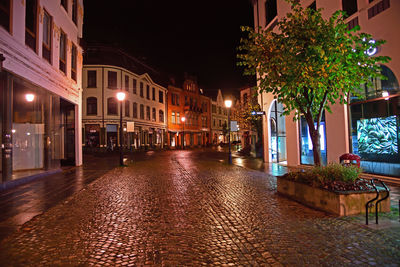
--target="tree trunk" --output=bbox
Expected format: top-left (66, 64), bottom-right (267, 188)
top-left (305, 114), bottom-right (322, 166)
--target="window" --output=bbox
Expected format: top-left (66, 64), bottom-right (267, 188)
top-left (171, 112), bottom-right (176, 124)
top-left (368, 0), bottom-right (390, 19)
top-left (342, 0), bottom-right (357, 18)
top-left (125, 100), bottom-right (130, 117)
top-left (61, 0), bottom-right (68, 11)
top-left (219, 120), bottom-right (221, 127)
top-left (185, 96), bottom-right (189, 106)
top-left (72, 0), bottom-right (78, 24)
top-left (133, 102), bottom-right (138, 118)
top-left (25, 0), bottom-right (38, 51)
top-left (108, 71), bottom-right (117, 89)
top-left (152, 108), bottom-right (156, 121)
top-left (42, 10), bottom-right (52, 63)
top-left (87, 97), bottom-right (97, 115)
top-left (171, 94), bottom-right (176, 105)
top-left (159, 110), bottom-right (164, 123)
top-left (159, 90), bottom-right (164, 103)
top-left (146, 106), bottom-right (150, 120)
top-left (212, 104), bottom-right (216, 113)
top-left (140, 82), bottom-right (144, 97)
top-left (203, 102), bottom-right (207, 112)
top-left (87, 70), bottom-right (97, 88)
top-left (0, 0), bottom-right (11, 32)
top-left (152, 87), bottom-right (156, 100)
top-left (107, 98), bottom-right (118, 115)
top-left (133, 79), bottom-right (137, 94)
top-left (125, 75), bottom-right (129, 91)
top-left (59, 30), bottom-right (67, 74)
top-left (218, 107), bottom-right (222, 114)
top-left (213, 119), bottom-right (216, 127)
top-left (265, 0), bottom-right (277, 26)
top-left (146, 85), bottom-right (150, 100)
top-left (176, 95), bottom-right (180, 105)
top-left (140, 104), bottom-right (144, 119)
top-left (71, 43), bottom-right (77, 81)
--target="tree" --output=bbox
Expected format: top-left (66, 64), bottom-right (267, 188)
top-left (234, 100), bottom-right (263, 141)
top-left (237, 0), bottom-right (390, 166)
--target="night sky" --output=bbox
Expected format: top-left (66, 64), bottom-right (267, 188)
top-left (83, 0), bottom-right (256, 95)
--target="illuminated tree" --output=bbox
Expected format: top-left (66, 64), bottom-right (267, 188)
top-left (238, 0), bottom-right (389, 165)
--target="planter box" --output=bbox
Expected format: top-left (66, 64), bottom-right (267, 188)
top-left (277, 178), bottom-right (390, 216)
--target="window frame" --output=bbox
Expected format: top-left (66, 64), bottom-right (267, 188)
top-left (59, 29), bottom-right (67, 74)
top-left (0, 0), bottom-right (11, 33)
top-left (25, 0), bottom-right (38, 52)
top-left (107, 71), bottom-right (117, 89)
top-left (107, 97), bottom-right (118, 115)
top-left (87, 70), bottom-right (97, 88)
top-left (42, 9), bottom-right (52, 63)
top-left (133, 102), bottom-right (138, 118)
top-left (71, 42), bottom-right (77, 81)
top-left (86, 97), bottom-right (97, 116)
top-left (61, 0), bottom-right (68, 12)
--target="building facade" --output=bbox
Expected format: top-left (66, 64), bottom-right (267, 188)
top-left (210, 89), bottom-right (229, 144)
top-left (167, 76), bottom-right (211, 148)
top-left (1, 0), bottom-right (84, 184)
top-left (254, 0), bottom-right (400, 177)
top-left (82, 46), bottom-right (168, 150)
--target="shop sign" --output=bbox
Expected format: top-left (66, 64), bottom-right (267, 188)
top-left (251, 111), bottom-right (265, 116)
top-left (230, 121), bottom-right (238, 132)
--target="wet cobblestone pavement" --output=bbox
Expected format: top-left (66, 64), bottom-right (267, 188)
top-left (0, 150), bottom-right (400, 266)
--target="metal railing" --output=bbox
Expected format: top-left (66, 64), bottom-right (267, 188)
top-left (365, 178), bottom-right (390, 225)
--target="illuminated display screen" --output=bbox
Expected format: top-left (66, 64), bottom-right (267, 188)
top-left (357, 116), bottom-right (399, 161)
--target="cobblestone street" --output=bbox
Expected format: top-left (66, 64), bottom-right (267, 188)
top-left (0, 150), bottom-right (399, 266)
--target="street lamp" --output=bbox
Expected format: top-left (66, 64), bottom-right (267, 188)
top-left (224, 99), bottom-right (232, 164)
top-left (116, 91), bottom-right (126, 166)
top-left (181, 117), bottom-right (186, 149)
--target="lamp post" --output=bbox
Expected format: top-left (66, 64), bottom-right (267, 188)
top-left (224, 99), bottom-right (232, 164)
top-left (116, 91), bottom-right (126, 166)
top-left (181, 117), bottom-right (186, 149)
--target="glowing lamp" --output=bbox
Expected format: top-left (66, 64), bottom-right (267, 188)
top-left (116, 92), bottom-right (126, 101)
top-left (382, 91), bottom-right (389, 100)
top-left (224, 99), bottom-right (232, 108)
top-left (181, 117), bottom-right (186, 122)
top-left (25, 93), bottom-right (35, 102)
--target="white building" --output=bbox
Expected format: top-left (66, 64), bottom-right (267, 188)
top-left (253, 0), bottom-right (400, 177)
top-left (210, 89), bottom-right (229, 144)
top-left (82, 46), bottom-right (168, 150)
top-left (1, 0), bottom-right (84, 185)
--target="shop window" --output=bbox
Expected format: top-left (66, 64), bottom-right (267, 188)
top-left (72, 0), bottom-right (78, 25)
top-left (140, 104), bottom-right (144, 119)
top-left (265, 0), bottom-right (277, 26)
top-left (107, 97), bottom-right (118, 115)
top-left (352, 65), bottom-right (400, 102)
top-left (59, 30), bottom-right (67, 74)
top-left (61, 0), bottom-right (68, 11)
top-left (342, 0), bottom-right (357, 18)
top-left (133, 102), bottom-right (138, 118)
top-left (42, 10), bottom-right (52, 63)
top-left (299, 113), bottom-right (327, 165)
top-left (25, 0), bottom-right (38, 52)
top-left (0, 0), bottom-right (11, 32)
top-left (159, 90), bottom-right (164, 103)
top-left (152, 107), bottom-right (156, 121)
top-left (146, 85), bottom-right (150, 100)
top-left (87, 70), bottom-right (97, 88)
top-left (133, 79), bottom-right (137, 94)
top-left (86, 97), bottom-right (97, 115)
top-left (71, 43), bottom-right (77, 81)
top-left (108, 71), bottom-right (117, 89)
top-left (125, 100), bottom-right (130, 117)
top-left (140, 82), bottom-right (144, 97)
top-left (159, 110), bottom-right (164, 123)
top-left (146, 106), bottom-right (150, 120)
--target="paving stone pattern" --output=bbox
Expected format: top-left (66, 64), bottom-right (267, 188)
top-left (0, 151), bottom-right (399, 266)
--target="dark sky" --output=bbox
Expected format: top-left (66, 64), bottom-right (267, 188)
top-left (83, 0), bottom-right (256, 94)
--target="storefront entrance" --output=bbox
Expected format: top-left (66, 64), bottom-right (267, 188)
top-left (60, 98), bottom-right (75, 166)
top-left (269, 100), bottom-right (287, 163)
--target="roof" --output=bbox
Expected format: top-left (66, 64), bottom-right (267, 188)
top-left (83, 45), bottom-right (169, 88)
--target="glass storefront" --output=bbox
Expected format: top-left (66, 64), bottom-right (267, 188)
top-left (299, 113), bottom-right (327, 165)
top-left (350, 65), bottom-right (400, 176)
top-left (270, 101), bottom-right (287, 163)
top-left (1, 72), bottom-right (76, 182)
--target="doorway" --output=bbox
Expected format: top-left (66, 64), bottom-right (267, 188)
top-left (269, 100), bottom-right (287, 163)
top-left (60, 98), bottom-right (75, 166)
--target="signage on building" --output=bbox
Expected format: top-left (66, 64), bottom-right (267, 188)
top-left (230, 121), bottom-right (238, 132)
top-left (251, 111), bottom-right (265, 116)
top-left (127, 121), bottom-right (135, 132)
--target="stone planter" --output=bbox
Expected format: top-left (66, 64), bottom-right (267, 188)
top-left (277, 178), bottom-right (390, 216)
